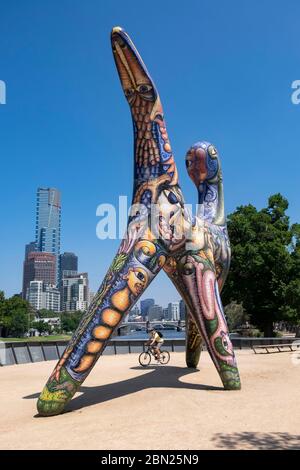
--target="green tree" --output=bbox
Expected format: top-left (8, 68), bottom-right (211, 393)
top-left (61, 311), bottom-right (83, 332)
top-left (31, 320), bottom-right (51, 335)
top-left (0, 294), bottom-right (31, 337)
top-left (223, 194), bottom-right (300, 337)
top-left (0, 291), bottom-right (6, 336)
top-left (9, 310), bottom-right (29, 337)
top-left (224, 301), bottom-right (249, 331)
top-left (37, 309), bottom-right (59, 318)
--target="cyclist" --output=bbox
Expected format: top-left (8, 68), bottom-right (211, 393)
top-left (146, 328), bottom-right (164, 360)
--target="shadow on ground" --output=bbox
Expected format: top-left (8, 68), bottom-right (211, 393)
top-left (23, 365), bottom-right (223, 414)
top-left (212, 432), bottom-right (300, 450)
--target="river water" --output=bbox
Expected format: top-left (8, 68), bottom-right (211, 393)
top-left (117, 330), bottom-right (185, 340)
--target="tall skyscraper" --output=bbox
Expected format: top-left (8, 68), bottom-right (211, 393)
top-left (140, 298), bottom-right (155, 319)
top-left (59, 252), bottom-right (78, 283)
top-left (25, 241), bottom-right (36, 259)
top-left (167, 302), bottom-right (180, 321)
top-left (61, 272), bottom-right (89, 312)
top-left (35, 188), bottom-right (61, 282)
top-left (22, 252), bottom-right (56, 298)
top-left (179, 299), bottom-right (187, 320)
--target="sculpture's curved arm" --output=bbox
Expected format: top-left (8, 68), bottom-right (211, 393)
top-left (111, 27), bottom-right (178, 192)
top-left (171, 141), bottom-right (240, 388)
top-left (185, 141), bottom-right (226, 226)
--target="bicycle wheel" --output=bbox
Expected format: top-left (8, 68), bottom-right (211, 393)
top-left (159, 350), bottom-right (170, 365)
top-left (139, 351), bottom-right (151, 367)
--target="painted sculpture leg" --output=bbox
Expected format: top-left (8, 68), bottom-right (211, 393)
top-left (37, 237), bottom-right (166, 416)
top-left (173, 257), bottom-right (241, 389)
top-left (164, 269), bottom-right (203, 369)
top-left (185, 309), bottom-right (203, 368)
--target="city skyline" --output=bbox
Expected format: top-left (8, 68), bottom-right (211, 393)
top-left (1, 1), bottom-right (299, 306)
top-left (20, 184), bottom-right (183, 312)
top-left (21, 185), bottom-right (93, 312)
top-left (18, 184), bottom-right (183, 308)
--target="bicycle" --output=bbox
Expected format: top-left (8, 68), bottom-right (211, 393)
top-left (138, 345), bottom-right (170, 367)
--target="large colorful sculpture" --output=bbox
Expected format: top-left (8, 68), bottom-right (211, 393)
top-left (37, 27), bottom-right (241, 417)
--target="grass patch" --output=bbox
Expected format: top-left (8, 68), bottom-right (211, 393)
top-left (0, 335), bottom-right (71, 343)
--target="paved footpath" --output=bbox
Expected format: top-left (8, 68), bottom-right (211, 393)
top-left (0, 350), bottom-right (299, 450)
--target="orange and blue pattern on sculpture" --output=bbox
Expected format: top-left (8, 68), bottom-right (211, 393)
top-left (64, 238), bottom-right (166, 381)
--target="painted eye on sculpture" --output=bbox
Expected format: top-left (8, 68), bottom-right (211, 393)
top-left (136, 271), bottom-right (145, 281)
top-left (167, 191), bottom-right (178, 204)
top-left (182, 262), bottom-right (195, 275)
top-left (221, 331), bottom-right (231, 351)
top-left (185, 159), bottom-right (192, 168)
top-left (137, 84), bottom-right (152, 94)
top-left (125, 88), bottom-right (134, 97)
top-left (208, 145), bottom-right (218, 159)
top-left (112, 35), bottom-right (126, 50)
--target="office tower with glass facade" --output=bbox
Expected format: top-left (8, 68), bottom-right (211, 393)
top-left (59, 252), bottom-right (78, 284)
top-left (35, 188), bottom-right (61, 282)
top-left (140, 298), bottom-right (155, 319)
top-left (22, 252), bottom-right (56, 299)
top-left (179, 299), bottom-right (187, 320)
top-left (25, 241), bottom-right (36, 259)
top-left (61, 272), bottom-right (89, 312)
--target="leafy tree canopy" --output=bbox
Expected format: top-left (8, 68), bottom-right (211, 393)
top-left (223, 194), bottom-right (300, 336)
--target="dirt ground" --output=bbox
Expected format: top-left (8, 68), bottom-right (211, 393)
top-left (0, 350), bottom-right (299, 450)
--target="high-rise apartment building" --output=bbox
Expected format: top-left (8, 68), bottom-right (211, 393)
top-left (162, 307), bottom-right (168, 320)
top-left (22, 252), bottom-right (56, 299)
top-left (26, 280), bottom-right (60, 312)
top-left (61, 272), bottom-right (89, 312)
top-left (35, 188), bottom-right (61, 282)
top-left (148, 304), bottom-right (163, 321)
top-left (167, 302), bottom-right (180, 321)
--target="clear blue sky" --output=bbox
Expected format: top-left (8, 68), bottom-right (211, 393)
top-left (0, 0), bottom-right (299, 306)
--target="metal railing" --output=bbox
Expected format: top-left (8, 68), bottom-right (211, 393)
top-left (0, 336), bottom-right (298, 367)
